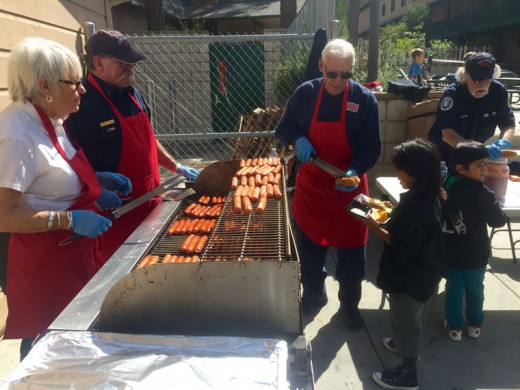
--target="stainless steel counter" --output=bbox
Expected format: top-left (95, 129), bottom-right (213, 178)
top-left (49, 199), bottom-right (181, 331)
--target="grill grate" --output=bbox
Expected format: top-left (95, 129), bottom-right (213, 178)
top-left (143, 164), bottom-right (292, 264)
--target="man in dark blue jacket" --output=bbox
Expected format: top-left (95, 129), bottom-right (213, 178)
top-left (428, 52), bottom-right (515, 170)
top-left (66, 30), bottom-right (199, 264)
top-left (276, 39), bottom-right (381, 329)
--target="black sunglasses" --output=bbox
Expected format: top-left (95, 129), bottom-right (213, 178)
top-left (59, 79), bottom-right (83, 90)
top-left (325, 70), bottom-right (353, 80)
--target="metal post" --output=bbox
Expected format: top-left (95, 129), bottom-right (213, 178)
top-left (329, 0), bottom-right (337, 36)
top-left (367, 0), bottom-right (381, 82)
top-left (169, 79), bottom-right (178, 133)
top-left (83, 22), bottom-right (96, 42)
top-left (348, 0), bottom-right (360, 47)
top-left (331, 20), bottom-right (340, 39)
top-left (146, 79), bottom-right (157, 130)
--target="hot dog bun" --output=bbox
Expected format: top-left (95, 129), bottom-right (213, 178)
top-left (335, 176), bottom-right (361, 187)
top-left (501, 149), bottom-right (517, 158)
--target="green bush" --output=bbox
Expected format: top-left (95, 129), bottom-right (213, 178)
top-left (274, 44), bottom-right (309, 105)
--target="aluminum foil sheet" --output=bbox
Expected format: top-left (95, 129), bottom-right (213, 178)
top-left (1, 331), bottom-right (289, 389)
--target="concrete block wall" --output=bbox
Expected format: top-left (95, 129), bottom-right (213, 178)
top-left (367, 93), bottom-right (410, 184)
top-left (367, 91), bottom-right (450, 184)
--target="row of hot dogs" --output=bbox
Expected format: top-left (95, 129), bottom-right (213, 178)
top-left (135, 195), bottom-right (222, 267)
top-left (167, 218), bottom-right (216, 235)
top-left (136, 253), bottom-right (200, 266)
top-left (231, 158), bottom-right (284, 215)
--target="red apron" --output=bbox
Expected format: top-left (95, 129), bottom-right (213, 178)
top-left (88, 74), bottom-right (161, 266)
top-left (5, 106), bottom-right (102, 339)
top-left (292, 82), bottom-right (369, 248)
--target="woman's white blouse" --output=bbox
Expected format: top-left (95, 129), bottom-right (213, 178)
top-left (0, 101), bottom-right (84, 211)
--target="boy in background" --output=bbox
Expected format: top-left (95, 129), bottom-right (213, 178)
top-left (442, 141), bottom-right (507, 341)
top-left (408, 48), bottom-right (425, 85)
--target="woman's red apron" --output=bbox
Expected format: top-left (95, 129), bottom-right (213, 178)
top-left (5, 106), bottom-right (102, 339)
top-left (88, 74), bottom-right (161, 266)
top-left (292, 82), bottom-right (368, 248)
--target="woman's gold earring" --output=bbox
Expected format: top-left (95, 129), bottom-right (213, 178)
top-left (46, 95), bottom-right (53, 103)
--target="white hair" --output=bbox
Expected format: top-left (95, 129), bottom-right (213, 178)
top-left (8, 37), bottom-right (83, 103)
top-left (322, 39), bottom-right (356, 67)
top-left (455, 64), bottom-right (502, 83)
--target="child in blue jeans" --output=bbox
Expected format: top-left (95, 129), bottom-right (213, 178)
top-left (442, 141), bottom-right (507, 341)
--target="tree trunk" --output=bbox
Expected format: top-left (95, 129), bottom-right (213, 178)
top-left (145, 0), bottom-right (166, 31)
top-left (280, 0), bottom-right (297, 29)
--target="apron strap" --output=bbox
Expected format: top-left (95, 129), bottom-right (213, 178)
top-left (33, 105), bottom-right (71, 161)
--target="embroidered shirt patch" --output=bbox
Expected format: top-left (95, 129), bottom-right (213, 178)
top-left (440, 96), bottom-right (454, 111)
top-left (346, 102), bottom-right (359, 113)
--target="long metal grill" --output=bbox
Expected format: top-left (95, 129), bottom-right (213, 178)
top-left (141, 164), bottom-right (292, 264)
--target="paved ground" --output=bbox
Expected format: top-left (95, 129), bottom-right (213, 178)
top-left (1, 106), bottom-right (520, 387)
top-left (302, 230), bottom-right (520, 390)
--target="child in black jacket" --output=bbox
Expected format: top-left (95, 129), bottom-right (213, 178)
top-left (358, 139), bottom-right (445, 390)
top-left (442, 141), bottom-right (506, 341)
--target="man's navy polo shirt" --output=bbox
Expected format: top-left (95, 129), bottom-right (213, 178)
top-left (65, 74), bottom-right (151, 172)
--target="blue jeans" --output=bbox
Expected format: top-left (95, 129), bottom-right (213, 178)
top-left (444, 266), bottom-right (486, 328)
top-left (294, 222), bottom-right (365, 311)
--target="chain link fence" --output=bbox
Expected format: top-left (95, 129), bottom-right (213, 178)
top-left (126, 33), bottom-right (314, 168)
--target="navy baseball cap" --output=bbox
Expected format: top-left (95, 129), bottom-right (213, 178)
top-left (465, 52), bottom-right (495, 81)
top-left (85, 29), bottom-right (146, 64)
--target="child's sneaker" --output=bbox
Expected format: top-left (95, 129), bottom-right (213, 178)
top-left (383, 337), bottom-right (398, 354)
top-left (443, 319), bottom-right (462, 341)
top-left (467, 325), bottom-right (481, 339)
top-left (373, 365), bottom-right (418, 390)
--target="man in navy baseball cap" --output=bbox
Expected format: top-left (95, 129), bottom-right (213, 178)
top-left (66, 29), bottom-right (200, 266)
top-left (85, 29), bottom-right (146, 64)
top-left (465, 52), bottom-right (495, 81)
top-left (428, 49), bottom-right (515, 168)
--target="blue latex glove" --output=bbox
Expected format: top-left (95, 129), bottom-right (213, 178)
top-left (95, 189), bottom-right (122, 211)
top-left (335, 169), bottom-right (359, 192)
top-left (492, 139), bottom-right (512, 150)
top-left (177, 164), bottom-right (199, 181)
top-left (96, 172), bottom-right (132, 195)
top-left (71, 210), bottom-right (112, 238)
top-left (295, 137), bottom-right (316, 163)
top-left (485, 144), bottom-right (503, 160)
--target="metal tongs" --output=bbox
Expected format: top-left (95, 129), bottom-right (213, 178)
top-left (309, 157), bottom-right (345, 177)
top-left (59, 175), bottom-right (194, 246)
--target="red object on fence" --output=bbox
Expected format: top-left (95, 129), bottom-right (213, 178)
top-left (218, 58), bottom-right (227, 95)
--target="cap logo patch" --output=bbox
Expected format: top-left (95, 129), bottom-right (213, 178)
top-left (478, 59), bottom-right (492, 68)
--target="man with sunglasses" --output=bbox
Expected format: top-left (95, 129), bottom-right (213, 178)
top-left (276, 39), bottom-right (381, 330)
top-left (428, 52), bottom-right (515, 171)
top-left (66, 29), bottom-right (199, 266)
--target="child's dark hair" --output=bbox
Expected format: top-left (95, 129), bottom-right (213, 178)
top-left (392, 138), bottom-right (441, 197)
top-left (451, 141), bottom-right (488, 174)
top-left (411, 48), bottom-right (424, 59)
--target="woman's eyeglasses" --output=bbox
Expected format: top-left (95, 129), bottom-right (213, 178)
top-left (325, 70), bottom-right (353, 80)
top-left (59, 80), bottom-right (83, 90)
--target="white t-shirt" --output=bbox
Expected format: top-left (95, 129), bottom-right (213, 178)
top-left (0, 101), bottom-right (83, 211)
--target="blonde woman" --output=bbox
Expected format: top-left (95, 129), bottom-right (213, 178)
top-left (0, 38), bottom-right (129, 359)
